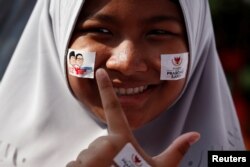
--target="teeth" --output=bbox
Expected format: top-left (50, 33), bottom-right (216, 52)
top-left (126, 88), bottom-right (133, 95)
top-left (114, 85), bottom-right (148, 95)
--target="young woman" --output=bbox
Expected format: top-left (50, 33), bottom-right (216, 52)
top-left (0, 0), bottom-right (245, 166)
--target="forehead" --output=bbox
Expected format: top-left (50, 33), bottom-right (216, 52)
top-left (78, 0), bottom-right (183, 24)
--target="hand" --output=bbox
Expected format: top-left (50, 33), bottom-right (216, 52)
top-left (66, 68), bottom-right (200, 167)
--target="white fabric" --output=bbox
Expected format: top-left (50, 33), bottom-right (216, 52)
top-left (0, 0), bottom-right (245, 167)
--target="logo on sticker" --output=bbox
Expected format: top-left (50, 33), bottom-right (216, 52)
top-left (114, 143), bottom-right (151, 167)
top-left (67, 49), bottom-right (95, 78)
top-left (172, 56), bottom-right (182, 66)
top-left (132, 154), bottom-right (143, 167)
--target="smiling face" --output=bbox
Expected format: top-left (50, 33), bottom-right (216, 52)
top-left (67, 0), bottom-right (188, 129)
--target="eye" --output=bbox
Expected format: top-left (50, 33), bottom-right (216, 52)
top-left (81, 27), bottom-right (112, 35)
top-left (147, 29), bottom-right (176, 36)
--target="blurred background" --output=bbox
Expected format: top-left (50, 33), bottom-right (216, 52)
top-left (0, 0), bottom-right (249, 150)
top-left (0, 0), bottom-right (37, 79)
top-left (209, 0), bottom-right (250, 149)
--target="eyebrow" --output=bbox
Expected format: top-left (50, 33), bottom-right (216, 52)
top-left (79, 13), bottom-right (118, 25)
top-left (144, 15), bottom-right (182, 24)
top-left (79, 13), bottom-right (182, 25)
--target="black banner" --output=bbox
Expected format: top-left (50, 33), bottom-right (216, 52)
top-left (208, 151), bottom-right (250, 167)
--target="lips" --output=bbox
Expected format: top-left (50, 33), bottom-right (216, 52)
top-left (114, 85), bottom-right (148, 95)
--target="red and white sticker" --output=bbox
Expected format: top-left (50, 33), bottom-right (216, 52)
top-left (160, 52), bottom-right (189, 80)
top-left (67, 49), bottom-right (96, 78)
top-left (113, 143), bottom-right (151, 167)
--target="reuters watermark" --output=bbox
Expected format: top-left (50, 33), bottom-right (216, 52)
top-left (208, 151), bottom-right (250, 167)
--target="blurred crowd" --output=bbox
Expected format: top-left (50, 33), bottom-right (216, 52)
top-left (210, 0), bottom-right (250, 149)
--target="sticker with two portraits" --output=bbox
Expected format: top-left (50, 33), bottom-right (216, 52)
top-left (67, 49), bottom-right (96, 78)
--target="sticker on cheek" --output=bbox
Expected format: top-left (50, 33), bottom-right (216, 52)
top-left (113, 143), bottom-right (151, 167)
top-left (160, 52), bottom-right (189, 80)
top-left (67, 49), bottom-right (96, 78)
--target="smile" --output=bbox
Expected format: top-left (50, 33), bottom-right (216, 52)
top-left (114, 85), bottom-right (148, 95)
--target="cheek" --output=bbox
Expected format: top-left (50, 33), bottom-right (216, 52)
top-left (67, 75), bottom-right (87, 99)
top-left (162, 40), bottom-right (188, 53)
top-left (156, 79), bottom-right (186, 111)
top-left (67, 36), bottom-right (112, 111)
top-left (67, 74), bottom-right (101, 107)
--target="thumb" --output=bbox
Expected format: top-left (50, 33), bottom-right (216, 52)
top-left (153, 132), bottom-right (200, 167)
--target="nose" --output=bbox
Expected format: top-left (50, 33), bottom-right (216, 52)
top-left (106, 40), bottom-right (148, 76)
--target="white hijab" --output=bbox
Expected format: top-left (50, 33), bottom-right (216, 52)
top-left (0, 0), bottom-right (245, 167)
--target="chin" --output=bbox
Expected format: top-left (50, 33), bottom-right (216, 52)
top-left (125, 114), bottom-right (147, 130)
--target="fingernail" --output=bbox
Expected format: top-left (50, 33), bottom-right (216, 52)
top-left (96, 68), bottom-right (106, 81)
top-left (189, 133), bottom-right (200, 145)
top-left (96, 68), bottom-right (104, 76)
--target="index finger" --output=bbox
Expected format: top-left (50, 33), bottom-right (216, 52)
top-left (96, 68), bottom-right (131, 135)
